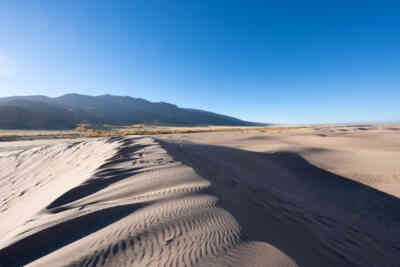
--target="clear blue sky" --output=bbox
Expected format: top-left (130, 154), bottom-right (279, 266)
top-left (1, 1), bottom-right (399, 124)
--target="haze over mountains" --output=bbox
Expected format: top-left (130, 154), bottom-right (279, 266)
top-left (0, 94), bottom-right (256, 129)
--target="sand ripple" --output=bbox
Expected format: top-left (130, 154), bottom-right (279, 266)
top-left (0, 137), bottom-right (296, 267)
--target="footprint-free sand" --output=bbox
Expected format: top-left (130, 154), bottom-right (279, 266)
top-left (1, 125), bottom-right (399, 266)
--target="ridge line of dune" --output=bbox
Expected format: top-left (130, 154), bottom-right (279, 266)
top-left (0, 136), bottom-right (297, 267)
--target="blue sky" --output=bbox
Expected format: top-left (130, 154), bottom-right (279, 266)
top-left (0, 1), bottom-right (399, 124)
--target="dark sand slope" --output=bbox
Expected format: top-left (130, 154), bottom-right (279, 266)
top-left (0, 137), bottom-right (296, 267)
top-left (158, 136), bottom-right (400, 267)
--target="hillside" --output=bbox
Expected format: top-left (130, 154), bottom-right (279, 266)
top-left (0, 94), bottom-right (257, 129)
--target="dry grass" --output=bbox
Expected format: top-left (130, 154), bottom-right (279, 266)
top-left (78, 128), bottom-right (240, 137)
top-left (74, 125), bottom-right (315, 137)
top-left (258, 126), bottom-right (313, 134)
top-left (74, 125), bottom-right (254, 137)
top-left (130, 124), bottom-right (145, 128)
top-left (0, 124), bottom-right (315, 142)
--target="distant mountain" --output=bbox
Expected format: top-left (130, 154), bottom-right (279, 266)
top-left (0, 94), bottom-right (259, 129)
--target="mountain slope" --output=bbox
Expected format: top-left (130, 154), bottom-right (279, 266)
top-left (0, 100), bottom-right (78, 129)
top-left (0, 94), bottom-right (258, 129)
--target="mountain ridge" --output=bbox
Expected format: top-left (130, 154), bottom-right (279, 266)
top-left (0, 94), bottom-right (260, 129)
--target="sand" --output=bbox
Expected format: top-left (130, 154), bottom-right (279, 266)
top-left (0, 124), bottom-right (399, 266)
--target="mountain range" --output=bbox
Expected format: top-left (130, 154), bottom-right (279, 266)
top-left (0, 94), bottom-right (258, 129)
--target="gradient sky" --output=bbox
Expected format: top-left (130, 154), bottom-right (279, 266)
top-left (1, 1), bottom-right (399, 123)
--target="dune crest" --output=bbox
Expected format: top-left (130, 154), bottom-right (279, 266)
top-left (0, 137), bottom-right (296, 267)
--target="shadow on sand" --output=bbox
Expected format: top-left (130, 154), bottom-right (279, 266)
top-left (0, 203), bottom-right (146, 266)
top-left (1, 137), bottom-right (400, 267)
top-left (158, 139), bottom-right (400, 267)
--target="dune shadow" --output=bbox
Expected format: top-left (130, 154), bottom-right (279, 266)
top-left (0, 203), bottom-right (146, 267)
top-left (157, 139), bottom-right (400, 267)
top-left (46, 168), bottom-right (141, 210)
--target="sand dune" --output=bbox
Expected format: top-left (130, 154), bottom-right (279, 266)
top-left (1, 128), bottom-right (399, 266)
top-left (0, 139), bottom-right (119, 241)
top-left (0, 137), bottom-right (296, 266)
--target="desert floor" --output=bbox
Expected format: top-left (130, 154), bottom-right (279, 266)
top-left (0, 124), bottom-right (399, 266)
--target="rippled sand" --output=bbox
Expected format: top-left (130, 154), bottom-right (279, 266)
top-left (1, 125), bottom-right (399, 266)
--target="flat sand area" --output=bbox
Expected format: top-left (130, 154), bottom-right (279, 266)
top-left (1, 124), bottom-right (399, 266)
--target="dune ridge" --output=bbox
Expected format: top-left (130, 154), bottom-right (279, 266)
top-left (0, 137), bottom-right (296, 267)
